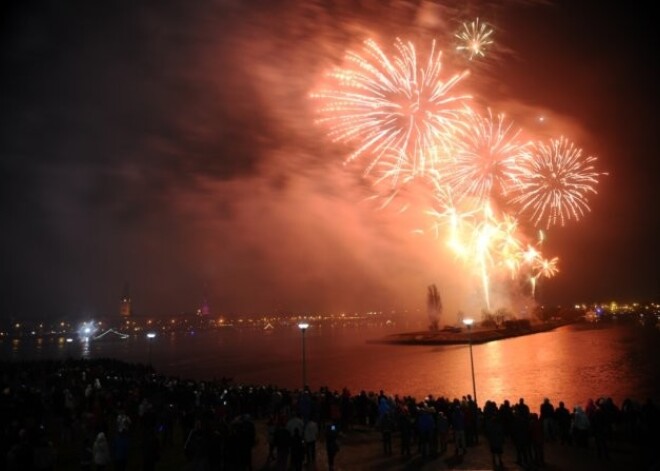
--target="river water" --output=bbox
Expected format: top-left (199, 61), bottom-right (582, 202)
top-left (3, 323), bottom-right (658, 411)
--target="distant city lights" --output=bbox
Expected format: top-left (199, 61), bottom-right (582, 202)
top-left (1, 300), bottom-right (658, 340)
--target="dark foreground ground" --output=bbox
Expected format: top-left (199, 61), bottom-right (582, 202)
top-left (240, 422), bottom-right (639, 471)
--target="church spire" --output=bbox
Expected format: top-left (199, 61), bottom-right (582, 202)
top-left (199, 283), bottom-right (210, 316)
top-left (120, 282), bottom-right (131, 318)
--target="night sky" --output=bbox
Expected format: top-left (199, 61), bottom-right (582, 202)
top-left (2, 0), bottom-right (659, 320)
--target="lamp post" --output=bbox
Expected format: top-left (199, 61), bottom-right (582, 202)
top-left (462, 318), bottom-right (477, 405)
top-left (146, 332), bottom-right (156, 365)
top-left (297, 322), bottom-right (309, 390)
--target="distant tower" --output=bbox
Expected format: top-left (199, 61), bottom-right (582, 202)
top-left (120, 283), bottom-right (132, 318)
top-left (199, 285), bottom-right (210, 316)
top-left (200, 298), bottom-right (210, 316)
top-left (427, 284), bottom-right (442, 331)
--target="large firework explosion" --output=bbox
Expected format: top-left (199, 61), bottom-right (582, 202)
top-left (511, 136), bottom-right (603, 229)
top-left (312, 21), bottom-right (605, 315)
top-left (311, 38), bottom-right (472, 181)
top-left (438, 108), bottom-right (530, 209)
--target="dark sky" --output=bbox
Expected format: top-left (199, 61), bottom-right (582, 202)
top-left (1, 0), bottom-right (658, 320)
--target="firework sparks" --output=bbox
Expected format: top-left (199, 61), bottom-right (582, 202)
top-left (536, 256), bottom-right (559, 278)
top-left (433, 202), bottom-right (528, 311)
top-left (369, 146), bottom-right (444, 209)
top-left (427, 189), bottom-right (560, 310)
top-left (438, 109), bottom-right (529, 207)
top-left (511, 136), bottom-right (603, 228)
top-left (311, 38), bottom-right (472, 181)
top-left (522, 245), bottom-right (540, 264)
top-left (312, 33), bottom-right (603, 312)
top-left (455, 18), bottom-right (494, 60)
top-left (529, 256), bottom-right (559, 298)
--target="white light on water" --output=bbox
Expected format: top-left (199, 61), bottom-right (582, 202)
top-left (78, 321), bottom-right (97, 342)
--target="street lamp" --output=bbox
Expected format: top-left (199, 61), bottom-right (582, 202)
top-left (462, 318), bottom-right (477, 405)
top-left (146, 332), bottom-right (156, 365)
top-left (297, 322), bottom-right (309, 390)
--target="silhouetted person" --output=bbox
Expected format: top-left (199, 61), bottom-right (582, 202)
top-left (591, 406), bottom-right (610, 460)
top-left (7, 428), bottom-right (32, 470)
top-left (113, 429), bottom-right (130, 471)
top-left (32, 428), bottom-right (56, 471)
top-left (555, 401), bottom-right (572, 445)
top-left (142, 422), bottom-right (160, 471)
top-left (304, 417), bottom-right (319, 464)
top-left (290, 428), bottom-right (305, 471)
top-left (451, 401), bottom-right (466, 456)
top-left (273, 420), bottom-right (291, 471)
top-left (325, 423), bottom-right (340, 471)
top-left (92, 432), bottom-right (111, 470)
top-left (184, 419), bottom-right (208, 468)
top-left (379, 412), bottom-right (394, 455)
top-left (540, 398), bottom-right (556, 441)
top-left (399, 412), bottom-right (412, 457)
top-left (572, 406), bottom-right (590, 448)
top-left (436, 411), bottom-right (449, 455)
top-left (236, 414), bottom-right (256, 471)
top-left (486, 415), bottom-right (505, 470)
top-left (530, 413), bottom-right (545, 467)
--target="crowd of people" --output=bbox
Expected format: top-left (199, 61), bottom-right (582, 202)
top-left (1, 358), bottom-right (658, 470)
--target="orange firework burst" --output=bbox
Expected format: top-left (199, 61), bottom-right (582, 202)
top-left (438, 109), bottom-right (530, 207)
top-left (455, 18), bottom-right (494, 60)
top-left (311, 33), bottom-right (605, 310)
top-left (311, 38), bottom-right (472, 181)
top-left (511, 136), bottom-right (604, 228)
top-left (430, 200), bottom-right (532, 310)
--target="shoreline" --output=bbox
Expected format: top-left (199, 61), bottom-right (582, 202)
top-left (370, 320), bottom-right (571, 345)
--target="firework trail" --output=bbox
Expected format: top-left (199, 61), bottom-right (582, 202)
top-left (455, 18), bottom-right (494, 60)
top-left (511, 136), bottom-right (603, 228)
top-left (368, 146), bottom-right (445, 210)
top-left (311, 38), bottom-right (472, 182)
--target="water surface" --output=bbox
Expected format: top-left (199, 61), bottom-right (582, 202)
top-left (3, 323), bottom-right (658, 410)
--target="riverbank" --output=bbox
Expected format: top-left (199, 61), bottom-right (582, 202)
top-left (371, 320), bottom-right (570, 345)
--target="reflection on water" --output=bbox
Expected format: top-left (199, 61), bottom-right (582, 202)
top-left (81, 338), bottom-right (90, 358)
top-left (481, 341), bottom-right (506, 399)
top-left (2, 324), bottom-right (658, 410)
